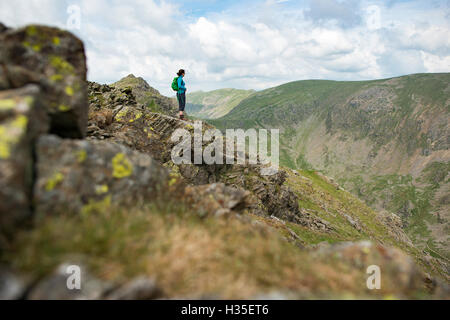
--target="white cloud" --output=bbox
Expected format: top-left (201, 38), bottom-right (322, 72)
top-left (421, 52), bottom-right (450, 73)
top-left (0, 0), bottom-right (449, 95)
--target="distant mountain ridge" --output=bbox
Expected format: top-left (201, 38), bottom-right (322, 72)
top-left (210, 73), bottom-right (450, 259)
top-left (186, 88), bottom-right (255, 118)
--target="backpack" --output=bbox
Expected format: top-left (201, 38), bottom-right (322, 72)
top-left (171, 77), bottom-right (179, 92)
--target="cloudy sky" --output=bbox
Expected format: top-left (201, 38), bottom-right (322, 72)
top-left (1, 0), bottom-right (449, 95)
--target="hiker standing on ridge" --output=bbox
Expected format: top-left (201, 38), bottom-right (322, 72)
top-left (172, 69), bottom-right (187, 120)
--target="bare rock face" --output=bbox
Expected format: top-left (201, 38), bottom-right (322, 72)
top-left (0, 24), bottom-right (88, 138)
top-left (0, 85), bottom-right (48, 238)
top-left (34, 135), bottom-right (169, 216)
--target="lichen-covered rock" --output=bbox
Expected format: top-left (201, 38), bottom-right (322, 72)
top-left (88, 81), bottom-right (137, 112)
top-left (0, 24), bottom-right (88, 138)
top-left (221, 167), bottom-right (331, 230)
top-left (88, 106), bottom-right (220, 183)
top-left (184, 183), bottom-right (256, 217)
top-left (0, 85), bottom-right (48, 238)
top-left (87, 104), bottom-right (326, 227)
top-left (34, 135), bottom-right (169, 215)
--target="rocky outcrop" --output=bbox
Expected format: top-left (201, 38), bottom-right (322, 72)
top-left (86, 101), bottom-right (327, 228)
top-left (88, 81), bottom-right (137, 113)
top-left (87, 81), bottom-right (138, 137)
top-left (0, 23), bottom-right (88, 241)
top-left (112, 74), bottom-right (177, 116)
top-left (184, 183), bottom-right (256, 217)
top-left (0, 24), bottom-right (88, 138)
top-left (34, 135), bottom-right (169, 216)
top-left (0, 85), bottom-right (48, 238)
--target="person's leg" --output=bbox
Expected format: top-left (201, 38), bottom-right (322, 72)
top-left (179, 93), bottom-right (186, 119)
top-left (177, 93), bottom-right (184, 119)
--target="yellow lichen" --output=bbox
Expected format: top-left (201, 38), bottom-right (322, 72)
top-left (168, 178), bottom-right (177, 187)
top-left (76, 149), bottom-right (87, 163)
top-left (59, 104), bottom-right (70, 112)
top-left (12, 115), bottom-right (28, 130)
top-left (26, 26), bottom-right (38, 37)
top-left (112, 153), bottom-right (133, 179)
top-left (24, 96), bottom-right (34, 106)
top-left (0, 99), bottom-right (16, 110)
top-left (0, 126), bottom-right (10, 159)
top-left (45, 172), bottom-right (64, 191)
top-left (95, 184), bottom-right (109, 195)
top-left (65, 86), bottom-right (74, 96)
top-left (169, 166), bottom-right (181, 178)
top-left (128, 112), bottom-right (142, 123)
top-left (81, 195), bottom-right (112, 216)
top-left (50, 55), bottom-right (75, 74)
top-left (115, 110), bottom-right (128, 122)
top-left (22, 38), bottom-right (41, 51)
top-left (0, 115), bottom-right (28, 159)
top-left (52, 36), bottom-right (60, 46)
top-left (0, 144), bottom-right (9, 159)
top-left (32, 44), bottom-right (41, 52)
top-left (50, 74), bottom-right (64, 82)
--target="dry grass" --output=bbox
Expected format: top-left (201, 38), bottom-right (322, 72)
top-left (2, 200), bottom-right (433, 299)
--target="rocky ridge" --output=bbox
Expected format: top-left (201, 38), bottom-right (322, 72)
top-left (112, 74), bottom-right (177, 116)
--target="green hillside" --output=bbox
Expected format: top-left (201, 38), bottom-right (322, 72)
top-left (211, 73), bottom-right (450, 260)
top-left (186, 88), bottom-right (255, 118)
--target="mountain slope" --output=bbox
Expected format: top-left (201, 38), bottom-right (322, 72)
top-left (212, 73), bottom-right (450, 260)
top-left (186, 88), bottom-right (255, 118)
